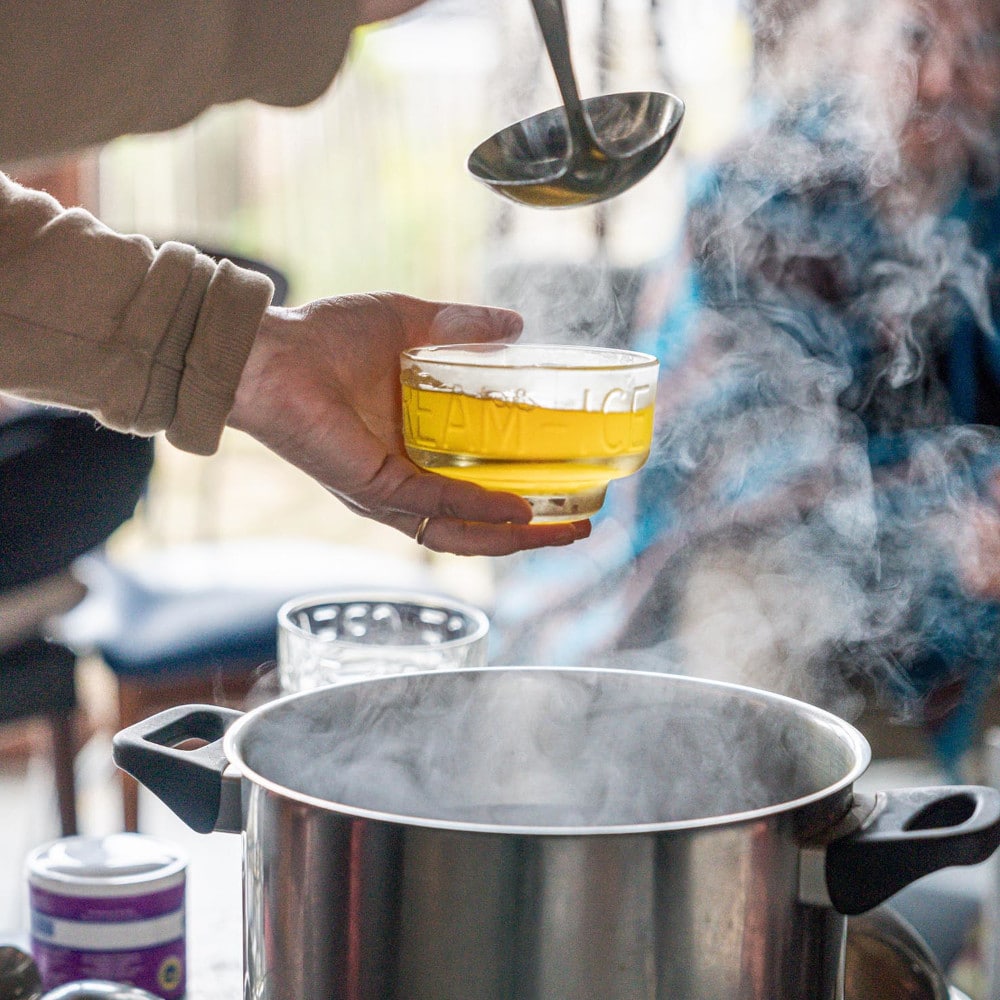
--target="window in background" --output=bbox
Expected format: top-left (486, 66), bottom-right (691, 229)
top-left (92, 0), bottom-right (753, 585)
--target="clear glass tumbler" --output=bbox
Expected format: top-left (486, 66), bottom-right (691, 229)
top-left (277, 590), bottom-right (490, 693)
top-left (400, 343), bottom-right (659, 522)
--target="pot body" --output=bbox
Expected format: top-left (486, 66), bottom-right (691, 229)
top-left (232, 667), bottom-right (864, 1000)
top-left (243, 783), bottom-right (849, 1000)
top-left (112, 667), bottom-right (1000, 1000)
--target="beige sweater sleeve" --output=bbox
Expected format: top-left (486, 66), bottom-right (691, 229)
top-left (0, 1), bottom-right (359, 163)
top-left (0, 174), bottom-right (274, 454)
top-left (0, 0), bottom-right (360, 453)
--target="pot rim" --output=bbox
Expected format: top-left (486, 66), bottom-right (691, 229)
top-left (223, 666), bottom-right (872, 836)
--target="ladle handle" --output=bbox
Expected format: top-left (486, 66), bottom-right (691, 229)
top-left (528, 0), bottom-right (599, 154)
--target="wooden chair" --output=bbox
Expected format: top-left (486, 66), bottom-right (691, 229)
top-left (0, 576), bottom-right (86, 836)
top-left (0, 410), bottom-right (154, 835)
top-left (57, 537), bottom-right (435, 831)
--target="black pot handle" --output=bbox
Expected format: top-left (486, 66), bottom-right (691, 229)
top-left (112, 704), bottom-right (245, 834)
top-left (826, 785), bottom-right (1000, 915)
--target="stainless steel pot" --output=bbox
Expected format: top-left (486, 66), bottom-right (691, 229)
top-left (844, 907), bottom-right (976, 1000)
top-left (113, 667), bottom-right (1000, 1000)
top-left (844, 908), bottom-right (950, 1000)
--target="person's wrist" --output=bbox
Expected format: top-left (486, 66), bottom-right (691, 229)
top-left (228, 305), bottom-right (285, 435)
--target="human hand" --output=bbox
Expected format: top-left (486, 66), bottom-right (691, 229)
top-left (228, 292), bottom-right (592, 556)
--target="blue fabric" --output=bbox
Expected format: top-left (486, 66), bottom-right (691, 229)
top-left (491, 98), bottom-right (1000, 775)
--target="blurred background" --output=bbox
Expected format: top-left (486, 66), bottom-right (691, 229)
top-left (0, 0), bottom-right (750, 919)
top-left (86, 0), bottom-right (746, 571)
top-left (12, 0), bottom-right (999, 995)
top-left (39, 0), bottom-right (752, 571)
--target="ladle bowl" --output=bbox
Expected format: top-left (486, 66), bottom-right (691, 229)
top-left (468, 0), bottom-right (683, 207)
top-left (468, 90), bottom-right (685, 208)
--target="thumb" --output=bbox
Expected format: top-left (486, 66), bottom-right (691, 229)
top-left (429, 303), bottom-right (523, 345)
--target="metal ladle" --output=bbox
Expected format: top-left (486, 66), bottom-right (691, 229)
top-left (468, 0), bottom-right (684, 208)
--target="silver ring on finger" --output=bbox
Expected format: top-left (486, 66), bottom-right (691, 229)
top-left (414, 516), bottom-right (431, 546)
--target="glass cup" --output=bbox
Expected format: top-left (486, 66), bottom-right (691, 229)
top-left (277, 590), bottom-right (490, 693)
top-left (400, 343), bottom-right (659, 522)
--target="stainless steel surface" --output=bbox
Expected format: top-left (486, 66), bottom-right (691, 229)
top-left (528, 0), bottom-right (595, 164)
top-left (40, 982), bottom-right (161, 1000)
top-left (232, 671), bottom-right (860, 1000)
top-left (0, 945), bottom-right (42, 999)
top-left (986, 724), bottom-right (1000, 1000)
top-left (467, 0), bottom-right (683, 207)
top-left (844, 909), bottom-right (949, 1000)
top-left (115, 668), bottom-right (1000, 1000)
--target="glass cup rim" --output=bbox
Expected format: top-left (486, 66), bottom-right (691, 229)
top-left (400, 342), bottom-right (658, 372)
top-left (277, 589), bottom-right (490, 648)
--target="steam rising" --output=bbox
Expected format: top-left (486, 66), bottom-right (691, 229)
top-left (238, 0), bottom-right (1000, 821)
top-left (241, 670), bottom-right (853, 828)
top-left (488, 0), bottom-right (1000, 772)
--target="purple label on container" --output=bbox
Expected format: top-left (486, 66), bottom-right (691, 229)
top-left (31, 937), bottom-right (186, 998)
top-left (30, 879), bottom-right (186, 998)
top-left (30, 883), bottom-right (185, 921)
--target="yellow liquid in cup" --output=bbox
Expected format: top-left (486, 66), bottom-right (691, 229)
top-left (402, 384), bottom-right (654, 521)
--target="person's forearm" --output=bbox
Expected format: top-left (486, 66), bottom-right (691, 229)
top-left (0, 0), bottom-right (359, 164)
top-left (0, 172), bottom-right (273, 453)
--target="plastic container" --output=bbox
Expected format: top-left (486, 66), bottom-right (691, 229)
top-left (27, 835), bottom-right (186, 998)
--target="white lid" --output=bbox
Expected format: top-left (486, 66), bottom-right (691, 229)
top-left (27, 834), bottom-right (187, 896)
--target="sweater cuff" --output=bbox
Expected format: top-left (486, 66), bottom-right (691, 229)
top-left (165, 258), bottom-right (274, 455)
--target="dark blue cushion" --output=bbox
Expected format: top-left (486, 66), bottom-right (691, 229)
top-left (58, 539), bottom-right (436, 680)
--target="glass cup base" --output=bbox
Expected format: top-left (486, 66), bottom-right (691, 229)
top-left (524, 486), bottom-right (608, 522)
